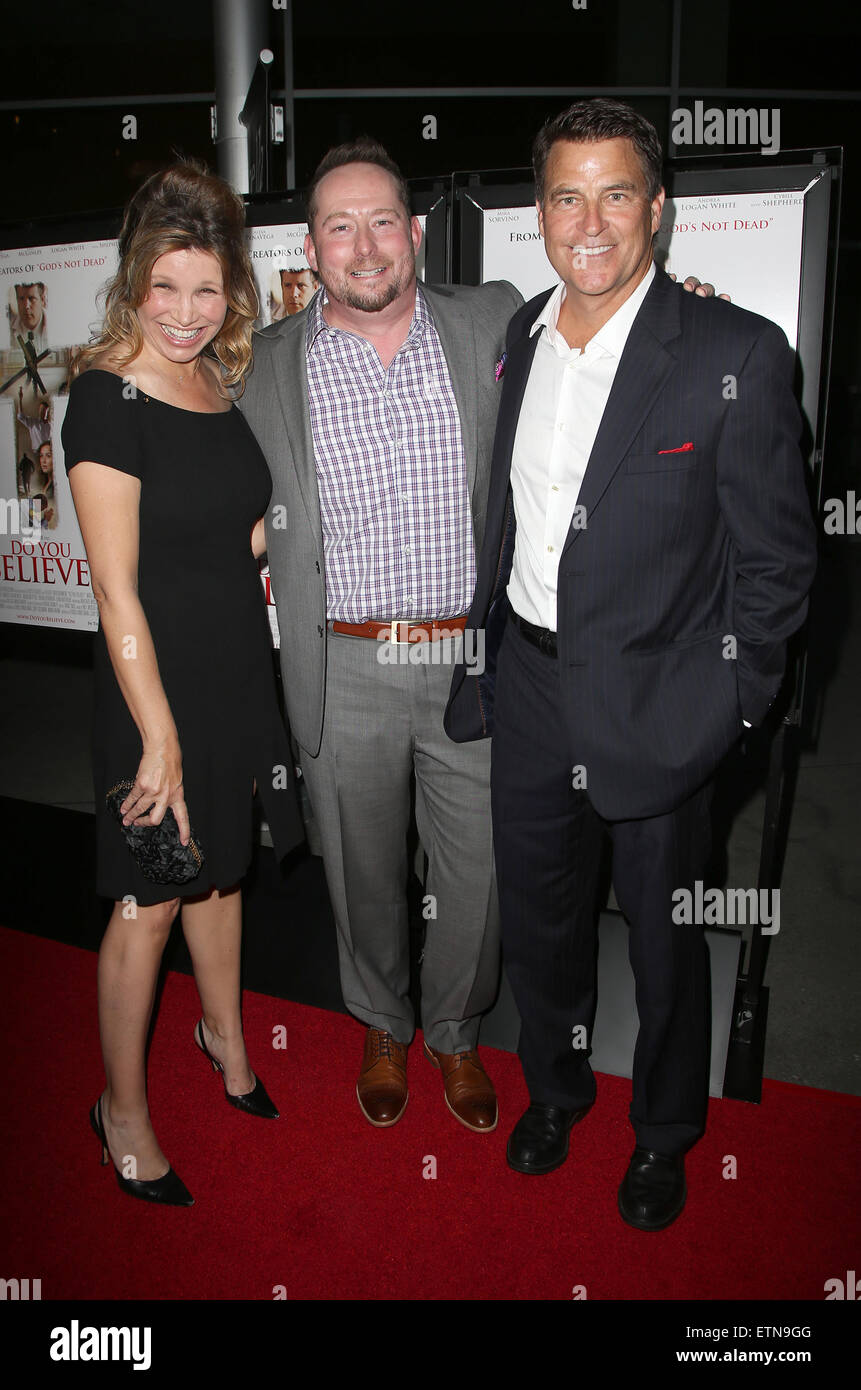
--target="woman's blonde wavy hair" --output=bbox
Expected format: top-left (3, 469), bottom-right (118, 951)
top-left (79, 159), bottom-right (258, 390)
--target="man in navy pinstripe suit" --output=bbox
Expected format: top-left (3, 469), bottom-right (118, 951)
top-left (445, 99), bottom-right (817, 1229)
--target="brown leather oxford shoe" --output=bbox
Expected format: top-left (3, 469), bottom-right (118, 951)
top-left (423, 1040), bottom-right (498, 1132)
top-left (356, 1027), bottom-right (409, 1127)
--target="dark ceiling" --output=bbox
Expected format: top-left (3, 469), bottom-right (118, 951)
top-left (2, 0), bottom-right (858, 224)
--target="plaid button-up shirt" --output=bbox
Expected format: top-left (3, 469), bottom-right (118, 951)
top-left (305, 285), bottom-right (475, 623)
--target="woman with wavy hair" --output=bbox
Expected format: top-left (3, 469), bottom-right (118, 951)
top-left (62, 161), bottom-right (301, 1206)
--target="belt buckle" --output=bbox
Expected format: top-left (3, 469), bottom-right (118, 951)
top-left (390, 620), bottom-right (412, 645)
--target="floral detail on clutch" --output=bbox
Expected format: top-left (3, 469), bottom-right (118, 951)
top-left (105, 780), bottom-right (204, 884)
top-left (494, 353), bottom-right (507, 381)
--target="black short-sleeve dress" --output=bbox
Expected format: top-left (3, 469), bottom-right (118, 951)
top-left (61, 368), bottom-right (302, 906)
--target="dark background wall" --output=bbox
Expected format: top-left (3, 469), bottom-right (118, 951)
top-left (3, 0), bottom-right (858, 439)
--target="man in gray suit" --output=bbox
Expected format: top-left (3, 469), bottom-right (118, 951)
top-left (239, 138), bottom-right (522, 1133)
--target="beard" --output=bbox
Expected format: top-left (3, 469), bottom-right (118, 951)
top-left (319, 251), bottom-right (416, 313)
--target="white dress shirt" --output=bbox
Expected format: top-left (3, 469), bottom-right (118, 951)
top-left (507, 262), bottom-right (655, 631)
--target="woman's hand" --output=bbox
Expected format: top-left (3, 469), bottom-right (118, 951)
top-left (120, 738), bottom-right (190, 844)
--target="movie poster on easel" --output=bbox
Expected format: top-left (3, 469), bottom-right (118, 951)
top-left (478, 190), bottom-right (806, 345)
top-left (0, 238), bottom-right (117, 630)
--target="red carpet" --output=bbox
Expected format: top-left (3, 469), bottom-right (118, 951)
top-left (2, 925), bottom-right (859, 1301)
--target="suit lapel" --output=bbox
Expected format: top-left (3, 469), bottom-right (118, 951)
top-left (423, 286), bottom-right (479, 496)
top-left (562, 270), bottom-right (680, 558)
top-left (269, 314), bottom-right (323, 541)
top-left (494, 309), bottom-right (546, 472)
top-left (473, 294), bottom-right (549, 610)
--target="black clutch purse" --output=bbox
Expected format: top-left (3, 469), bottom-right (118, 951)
top-left (105, 780), bottom-right (205, 885)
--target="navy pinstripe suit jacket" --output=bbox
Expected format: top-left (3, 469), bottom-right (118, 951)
top-left (445, 265), bottom-right (818, 819)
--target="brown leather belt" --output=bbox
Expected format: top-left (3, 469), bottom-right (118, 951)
top-left (329, 615), bottom-right (468, 643)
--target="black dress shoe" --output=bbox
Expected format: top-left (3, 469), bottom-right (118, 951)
top-left (506, 1102), bottom-right (589, 1174)
top-left (618, 1147), bottom-right (686, 1230)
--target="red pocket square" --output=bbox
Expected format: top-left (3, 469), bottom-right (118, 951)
top-left (658, 441), bottom-right (695, 454)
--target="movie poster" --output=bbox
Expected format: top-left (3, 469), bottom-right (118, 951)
top-left (657, 190), bottom-right (806, 348)
top-left (245, 221), bottom-right (315, 644)
top-left (478, 190), bottom-right (806, 346)
top-left (0, 239), bottom-right (117, 630)
top-left (249, 220), bottom-right (316, 328)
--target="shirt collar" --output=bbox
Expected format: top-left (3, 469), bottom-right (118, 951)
top-left (530, 260), bottom-right (656, 358)
top-left (305, 287), bottom-right (328, 352)
top-left (306, 282), bottom-right (428, 354)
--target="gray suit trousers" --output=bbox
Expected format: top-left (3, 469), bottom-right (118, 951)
top-left (299, 629), bottom-right (499, 1051)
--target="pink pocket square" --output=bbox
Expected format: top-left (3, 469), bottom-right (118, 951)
top-left (658, 441), bottom-right (694, 454)
top-left (494, 353), bottom-right (507, 381)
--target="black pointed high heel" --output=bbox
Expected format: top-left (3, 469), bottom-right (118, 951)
top-left (195, 1019), bottom-right (279, 1119)
top-left (89, 1097), bottom-right (194, 1206)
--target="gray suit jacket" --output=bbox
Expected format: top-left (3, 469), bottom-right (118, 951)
top-left (238, 279), bottom-right (523, 757)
